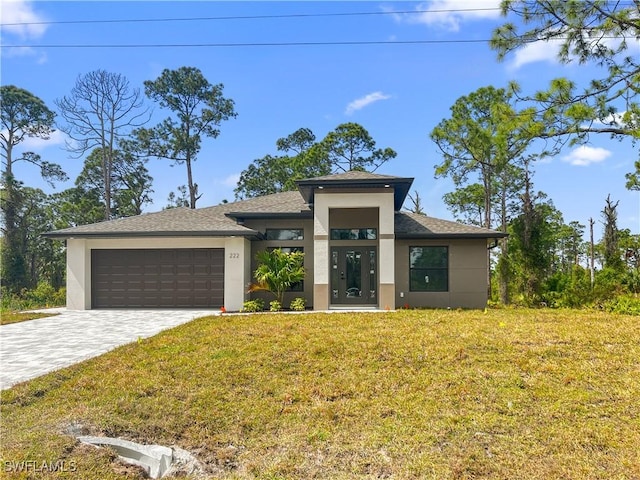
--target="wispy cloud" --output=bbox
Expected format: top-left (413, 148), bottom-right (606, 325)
top-left (508, 41), bottom-right (562, 70)
top-left (390, 0), bottom-right (501, 32)
top-left (220, 173), bottom-right (240, 188)
top-left (345, 92), bottom-right (391, 115)
top-left (1, 0), bottom-right (49, 60)
top-left (562, 146), bottom-right (611, 167)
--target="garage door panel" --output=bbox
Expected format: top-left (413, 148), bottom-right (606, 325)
top-left (92, 248), bottom-right (224, 308)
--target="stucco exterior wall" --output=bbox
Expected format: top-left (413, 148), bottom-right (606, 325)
top-left (65, 236), bottom-right (251, 311)
top-left (314, 189), bottom-right (396, 309)
top-left (394, 238), bottom-right (489, 309)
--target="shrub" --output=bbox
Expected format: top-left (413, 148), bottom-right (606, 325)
top-left (290, 297), bottom-right (306, 311)
top-left (242, 299), bottom-right (264, 313)
top-left (602, 295), bottom-right (640, 315)
top-left (269, 300), bottom-right (282, 312)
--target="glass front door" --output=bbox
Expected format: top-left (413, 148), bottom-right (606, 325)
top-left (331, 247), bottom-right (377, 305)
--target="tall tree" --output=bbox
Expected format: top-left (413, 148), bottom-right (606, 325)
top-left (77, 148), bottom-right (153, 218)
top-left (601, 194), bottom-right (623, 270)
top-left (137, 67), bottom-right (237, 209)
top-left (235, 128), bottom-right (330, 199)
top-left (0, 85), bottom-right (65, 183)
top-left (1, 86), bottom-right (65, 292)
top-left (431, 86), bottom-right (538, 231)
top-left (508, 166), bottom-right (557, 303)
top-left (491, 0), bottom-right (639, 185)
top-left (320, 122), bottom-right (396, 172)
top-left (56, 70), bottom-right (148, 220)
top-left (431, 86), bottom-right (543, 303)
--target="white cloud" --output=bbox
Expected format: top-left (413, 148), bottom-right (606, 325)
top-left (0, 0), bottom-right (48, 39)
top-left (345, 92), bottom-right (391, 115)
top-left (562, 146), bottom-right (611, 167)
top-left (220, 173), bottom-right (240, 188)
top-left (2, 129), bottom-right (67, 152)
top-left (509, 41), bottom-right (562, 70)
top-left (392, 0), bottom-right (501, 32)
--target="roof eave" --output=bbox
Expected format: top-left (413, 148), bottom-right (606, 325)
top-left (42, 230), bottom-right (259, 239)
top-left (395, 232), bottom-right (509, 239)
top-left (225, 211), bottom-right (312, 220)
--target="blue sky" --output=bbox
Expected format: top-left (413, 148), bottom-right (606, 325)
top-left (1, 0), bottom-right (638, 237)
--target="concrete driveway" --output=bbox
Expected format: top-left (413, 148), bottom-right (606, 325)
top-left (0, 308), bottom-right (218, 390)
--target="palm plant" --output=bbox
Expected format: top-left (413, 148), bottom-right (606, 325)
top-left (250, 249), bottom-right (305, 305)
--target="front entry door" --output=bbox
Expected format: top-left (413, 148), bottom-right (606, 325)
top-left (331, 247), bottom-right (377, 305)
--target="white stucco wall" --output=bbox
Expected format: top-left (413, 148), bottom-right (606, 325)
top-left (313, 190), bottom-right (396, 309)
top-left (65, 236), bottom-right (251, 311)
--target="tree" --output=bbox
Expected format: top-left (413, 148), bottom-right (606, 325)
top-left (508, 167), bottom-right (558, 303)
top-left (407, 190), bottom-right (426, 215)
top-left (250, 249), bottom-right (306, 305)
top-left (320, 122), bottom-right (396, 172)
top-left (1, 86), bottom-right (66, 293)
top-left (138, 66), bottom-right (237, 209)
top-left (601, 194), bottom-right (623, 270)
top-left (431, 86), bottom-right (539, 230)
top-left (56, 70), bottom-right (148, 220)
top-left (77, 148), bottom-right (153, 218)
top-left (431, 86), bottom-right (542, 303)
top-left (0, 85), bottom-right (65, 183)
top-left (491, 1), bottom-right (639, 152)
top-left (625, 160), bottom-right (640, 191)
top-left (235, 124), bottom-right (396, 199)
top-left (235, 128), bottom-right (330, 199)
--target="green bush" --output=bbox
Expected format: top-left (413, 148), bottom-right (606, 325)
top-left (1, 283), bottom-right (65, 311)
top-left (269, 300), bottom-right (282, 312)
top-left (242, 299), bottom-right (264, 313)
top-left (602, 295), bottom-right (640, 315)
top-left (290, 297), bottom-right (306, 311)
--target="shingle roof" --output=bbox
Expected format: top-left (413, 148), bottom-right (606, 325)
top-left (395, 211), bottom-right (507, 238)
top-left (44, 185), bottom-right (505, 240)
top-left (44, 190), bottom-right (309, 238)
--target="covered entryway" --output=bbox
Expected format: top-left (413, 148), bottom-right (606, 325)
top-left (91, 248), bottom-right (224, 308)
top-left (330, 247), bottom-right (377, 306)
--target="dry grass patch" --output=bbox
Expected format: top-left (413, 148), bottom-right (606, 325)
top-left (0, 311), bottom-right (58, 326)
top-left (1, 309), bottom-right (639, 479)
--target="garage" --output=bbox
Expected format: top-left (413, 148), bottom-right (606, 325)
top-left (91, 248), bottom-right (224, 308)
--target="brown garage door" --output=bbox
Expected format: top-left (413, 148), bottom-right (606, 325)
top-left (92, 249), bottom-right (224, 308)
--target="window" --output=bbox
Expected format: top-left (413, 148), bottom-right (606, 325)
top-left (409, 246), bottom-right (448, 292)
top-left (266, 247), bottom-right (304, 291)
top-left (330, 228), bottom-right (377, 240)
top-left (265, 229), bottom-right (304, 241)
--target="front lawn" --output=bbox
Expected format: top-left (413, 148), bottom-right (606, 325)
top-left (1, 309), bottom-right (639, 479)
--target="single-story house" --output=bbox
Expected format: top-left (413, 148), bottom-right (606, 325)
top-left (44, 171), bottom-right (506, 311)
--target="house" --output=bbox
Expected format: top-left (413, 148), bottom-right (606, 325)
top-left (44, 171), bottom-right (506, 311)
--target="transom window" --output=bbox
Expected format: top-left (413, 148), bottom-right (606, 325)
top-left (265, 229), bottom-right (304, 241)
top-left (409, 246), bottom-right (448, 292)
top-left (330, 228), bottom-right (377, 240)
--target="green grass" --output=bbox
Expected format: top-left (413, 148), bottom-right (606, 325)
top-left (0, 311), bottom-right (58, 326)
top-left (1, 309), bottom-right (639, 479)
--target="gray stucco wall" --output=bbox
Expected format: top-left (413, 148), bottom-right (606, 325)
top-left (394, 238), bottom-right (489, 309)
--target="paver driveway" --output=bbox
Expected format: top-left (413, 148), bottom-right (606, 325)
top-left (0, 309), bottom-right (218, 390)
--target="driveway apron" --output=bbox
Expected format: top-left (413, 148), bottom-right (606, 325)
top-left (0, 309), bottom-right (217, 390)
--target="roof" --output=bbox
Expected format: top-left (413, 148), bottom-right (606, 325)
top-left (43, 190), bottom-right (309, 238)
top-left (43, 173), bottom-right (505, 240)
top-left (395, 211), bottom-right (507, 239)
top-left (296, 171), bottom-right (413, 211)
